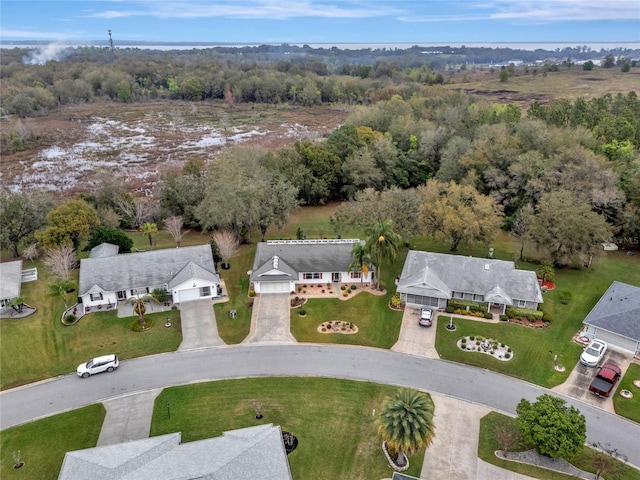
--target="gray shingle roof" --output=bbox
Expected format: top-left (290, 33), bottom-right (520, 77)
top-left (582, 281), bottom-right (640, 341)
top-left (89, 243), bottom-right (120, 258)
top-left (0, 260), bottom-right (22, 300)
top-left (58, 425), bottom-right (293, 480)
top-left (250, 240), bottom-right (366, 282)
top-left (397, 251), bottom-right (543, 304)
top-left (79, 244), bottom-right (218, 295)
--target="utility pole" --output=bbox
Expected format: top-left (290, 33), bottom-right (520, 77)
top-left (108, 29), bottom-right (116, 62)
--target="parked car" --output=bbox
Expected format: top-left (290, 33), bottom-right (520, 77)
top-left (77, 354), bottom-right (119, 378)
top-left (580, 340), bottom-right (607, 367)
top-left (589, 363), bottom-right (622, 397)
top-left (419, 307), bottom-right (433, 327)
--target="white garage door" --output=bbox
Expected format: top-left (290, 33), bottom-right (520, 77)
top-left (595, 329), bottom-right (638, 353)
top-left (178, 288), bottom-right (201, 302)
top-left (260, 282), bottom-right (291, 294)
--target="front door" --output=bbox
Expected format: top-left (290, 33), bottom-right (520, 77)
top-left (117, 290), bottom-right (126, 300)
top-left (332, 272), bottom-right (340, 282)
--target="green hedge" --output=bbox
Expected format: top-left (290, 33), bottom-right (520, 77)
top-left (448, 299), bottom-right (488, 311)
top-left (505, 307), bottom-right (543, 320)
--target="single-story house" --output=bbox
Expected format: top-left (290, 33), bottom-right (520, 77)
top-left (582, 281), bottom-right (640, 355)
top-left (0, 260), bottom-right (22, 308)
top-left (250, 239), bottom-right (374, 294)
top-left (396, 251), bottom-right (543, 314)
top-left (58, 424), bottom-right (293, 480)
top-left (78, 243), bottom-right (220, 308)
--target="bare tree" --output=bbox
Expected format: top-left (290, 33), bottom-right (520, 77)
top-left (211, 229), bottom-right (239, 269)
top-left (494, 424), bottom-right (520, 458)
top-left (165, 215), bottom-right (187, 247)
top-left (43, 244), bottom-right (77, 279)
top-left (117, 196), bottom-right (157, 228)
top-left (22, 243), bottom-right (39, 261)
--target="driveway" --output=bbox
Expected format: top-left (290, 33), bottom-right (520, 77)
top-left (244, 294), bottom-right (297, 344)
top-left (391, 306), bottom-right (438, 358)
top-left (3, 345), bottom-right (640, 468)
top-left (177, 299), bottom-right (225, 351)
top-left (552, 348), bottom-right (633, 413)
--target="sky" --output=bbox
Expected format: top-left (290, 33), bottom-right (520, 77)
top-left (1, 0), bottom-right (639, 45)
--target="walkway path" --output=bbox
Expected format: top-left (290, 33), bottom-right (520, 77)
top-left (243, 294), bottom-right (297, 344)
top-left (177, 299), bottom-right (225, 351)
top-left (97, 389), bottom-right (162, 446)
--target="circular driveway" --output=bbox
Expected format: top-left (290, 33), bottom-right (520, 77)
top-left (2, 344), bottom-right (639, 468)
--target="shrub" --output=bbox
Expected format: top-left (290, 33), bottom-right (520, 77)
top-left (297, 286), bottom-right (302, 293)
top-left (248, 289), bottom-right (256, 297)
top-left (506, 307), bottom-right (543, 321)
top-left (500, 314), bottom-right (508, 321)
top-left (448, 298), bottom-right (489, 311)
top-left (341, 285), bottom-right (346, 290)
top-left (484, 312), bottom-right (493, 319)
top-left (390, 293), bottom-right (402, 308)
top-left (350, 285), bottom-right (356, 290)
top-left (542, 311), bottom-right (552, 322)
top-left (445, 305), bottom-right (454, 313)
top-left (64, 314), bottom-right (77, 324)
top-left (299, 309), bottom-right (306, 316)
top-left (505, 353), bottom-right (511, 359)
top-left (469, 335), bottom-right (475, 341)
top-left (343, 291), bottom-right (349, 297)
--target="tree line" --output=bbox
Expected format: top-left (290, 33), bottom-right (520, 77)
top-left (2, 89), bottom-right (639, 268)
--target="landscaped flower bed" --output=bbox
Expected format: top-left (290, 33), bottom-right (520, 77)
top-left (456, 335), bottom-right (513, 361)
top-left (318, 321), bottom-right (358, 334)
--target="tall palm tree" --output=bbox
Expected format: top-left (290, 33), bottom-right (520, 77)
top-left (47, 279), bottom-right (76, 309)
top-left (377, 389), bottom-right (436, 468)
top-left (348, 242), bottom-right (370, 286)
top-left (140, 222), bottom-right (158, 248)
top-left (128, 294), bottom-right (160, 326)
top-left (365, 220), bottom-right (401, 290)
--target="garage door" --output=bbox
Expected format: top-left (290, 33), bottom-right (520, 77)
top-left (595, 329), bottom-right (638, 353)
top-left (260, 282), bottom-right (291, 294)
top-left (178, 288), bottom-right (200, 302)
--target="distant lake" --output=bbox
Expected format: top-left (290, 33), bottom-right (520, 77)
top-left (2, 41), bottom-right (639, 51)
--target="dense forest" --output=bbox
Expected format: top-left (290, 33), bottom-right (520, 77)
top-left (1, 45), bottom-right (639, 268)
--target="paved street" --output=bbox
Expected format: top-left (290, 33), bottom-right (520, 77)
top-left (2, 345), bottom-right (639, 470)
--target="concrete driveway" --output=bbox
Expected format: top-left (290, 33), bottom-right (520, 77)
top-left (244, 294), bottom-right (297, 344)
top-left (391, 307), bottom-right (438, 358)
top-left (551, 348), bottom-right (633, 413)
top-left (177, 299), bottom-right (225, 351)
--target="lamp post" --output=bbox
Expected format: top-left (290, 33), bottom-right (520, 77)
top-left (446, 314), bottom-right (456, 331)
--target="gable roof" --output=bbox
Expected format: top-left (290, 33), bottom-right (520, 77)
top-left (79, 244), bottom-right (218, 295)
top-left (250, 239), bottom-right (366, 282)
top-left (582, 281), bottom-right (640, 341)
top-left (89, 242), bottom-right (120, 258)
top-left (58, 425), bottom-right (293, 480)
top-left (0, 260), bottom-right (22, 300)
top-left (168, 261), bottom-right (219, 289)
top-left (397, 251), bottom-right (543, 304)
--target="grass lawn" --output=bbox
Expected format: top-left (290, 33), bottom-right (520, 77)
top-left (0, 404), bottom-right (105, 480)
top-left (150, 377), bottom-right (425, 480)
top-left (613, 363), bottom-right (640, 423)
top-left (478, 412), bottom-right (640, 480)
top-left (291, 291), bottom-right (403, 348)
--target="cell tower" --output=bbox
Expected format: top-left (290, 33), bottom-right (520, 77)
top-left (108, 29), bottom-right (116, 61)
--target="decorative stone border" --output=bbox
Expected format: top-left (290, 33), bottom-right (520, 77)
top-left (317, 321), bottom-right (358, 334)
top-left (633, 380), bottom-right (640, 389)
top-left (382, 441), bottom-right (409, 472)
top-left (457, 336), bottom-right (513, 361)
top-left (620, 389), bottom-right (633, 399)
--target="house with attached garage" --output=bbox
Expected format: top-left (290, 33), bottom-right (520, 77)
top-left (396, 251), bottom-right (543, 314)
top-left (0, 260), bottom-right (23, 308)
top-left (582, 281), bottom-right (640, 356)
top-left (250, 239), bottom-right (374, 294)
top-left (78, 243), bottom-right (220, 310)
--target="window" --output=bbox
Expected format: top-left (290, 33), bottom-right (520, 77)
top-left (90, 292), bottom-right (103, 302)
top-left (473, 294), bottom-right (484, 302)
top-left (452, 291), bottom-right (463, 299)
top-left (350, 271), bottom-right (361, 279)
top-left (463, 292), bottom-right (473, 300)
top-left (303, 273), bottom-right (321, 280)
top-left (517, 299), bottom-right (527, 308)
top-left (200, 286), bottom-right (211, 297)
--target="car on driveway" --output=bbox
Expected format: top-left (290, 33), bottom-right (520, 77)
top-left (580, 340), bottom-right (607, 367)
top-left (77, 354), bottom-right (119, 378)
top-left (419, 307), bottom-right (433, 327)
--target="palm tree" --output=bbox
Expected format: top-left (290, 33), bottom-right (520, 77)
top-left (128, 294), bottom-right (161, 326)
top-left (377, 389), bottom-right (436, 468)
top-left (47, 279), bottom-right (76, 309)
top-left (140, 222), bottom-right (158, 248)
top-left (365, 220), bottom-right (401, 290)
top-left (348, 242), bottom-right (370, 286)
